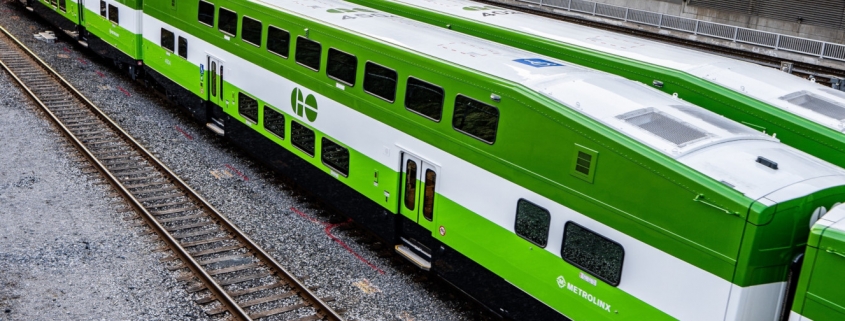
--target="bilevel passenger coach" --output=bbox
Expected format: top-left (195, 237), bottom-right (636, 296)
top-left (346, 0), bottom-right (845, 171)
top-left (19, 0), bottom-right (845, 320)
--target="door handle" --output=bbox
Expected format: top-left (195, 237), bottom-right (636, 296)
top-left (826, 248), bottom-right (845, 259)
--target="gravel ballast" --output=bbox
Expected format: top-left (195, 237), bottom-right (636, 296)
top-left (0, 1), bottom-right (489, 320)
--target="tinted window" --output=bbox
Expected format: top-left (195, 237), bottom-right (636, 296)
top-left (198, 1), bottom-right (215, 26)
top-left (326, 49), bottom-right (357, 86)
top-left (364, 62), bottom-right (397, 102)
top-left (238, 93), bottom-right (258, 123)
top-left (100, 1), bottom-right (106, 17)
top-left (291, 121), bottom-right (315, 156)
top-left (218, 8), bottom-right (237, 36)
top-left (267, 26), bottom-right (290, 58)
top-left (453, 95), bottom-right (499, 143)
top-left (405, 78), bottom-right (444, 121)
top-left (562, 222), bottom-right (625, 286)
top-left (51, 0), bottom-right (56, 6)
top-left (321, 138), bottom-right (350, 176)
top-left (404, 160), bottom-right (417, 211)
top-left (514, 200), bottom-right (550, 247)
top-left (59, 0), bottom-right (66, 12)
top-left (242, 16), bottom-right (262, 46)
top-left (295, 37), bottom-right (321, 71)
top-left (422, 169), bottom-right (436, 221)
top-left (160, 28), bottom-right (175, 52)
top-left (108, 4), bottom-right (119, 24)
top-left (264, 106), bottom-right (285, 139)
top-left (178, 36), bottom-right (188, 58)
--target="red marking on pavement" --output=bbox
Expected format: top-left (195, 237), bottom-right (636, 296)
top-left (117, 86), bottom-right (131, 97)
top-left (225, 164), bottom-right (249, 181)
top-left (94, 70), bottom-right (104, 78)
top-left (62, 47), bottom-right (70, 53)
top-left (174, 125), bottom-right (193, 140)
top-left (76, 58), bottom-right (87, 65)
top-left (291, 207), bottom-right (385, 274)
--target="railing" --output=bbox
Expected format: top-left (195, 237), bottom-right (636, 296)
top-left (510, 0), bottom-right (845, 61)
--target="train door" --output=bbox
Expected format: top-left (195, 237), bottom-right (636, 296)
top-left (206, 55), bottom-right (226, 134)
top-left (400, 152), bottom-right (439, 232)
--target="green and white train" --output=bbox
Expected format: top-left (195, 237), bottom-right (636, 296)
top-left (20, 0), bottom-right (845, 320)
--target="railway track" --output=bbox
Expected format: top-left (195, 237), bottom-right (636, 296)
top-left (0, 25), bottom-right (343, 321)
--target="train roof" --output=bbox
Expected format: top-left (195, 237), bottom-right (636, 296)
top-left (253, 0), bottom-right (845, 200)
top-left (379, 0), bottom-right (845, 132)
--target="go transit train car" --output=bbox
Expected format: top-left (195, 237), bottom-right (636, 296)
top-left (792, 205), bottom-right (845, 321)
top-left (16, 0), bottom-right (845, 320)
top-left (345, 0), bottom-right (845, 171)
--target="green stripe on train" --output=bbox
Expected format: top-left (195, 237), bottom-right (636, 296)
top-left (83, 7), bottom-right (143, 59)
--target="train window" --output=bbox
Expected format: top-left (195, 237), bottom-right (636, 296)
top-left (404, 160), bottom-right (417, 211)
top-left (453, 95), bottom-right (499, 144)
top-left (218, 8), bottom-right (237, 36)
top-left (295, 37), bottom-right (321, 71)
top-left (291, 121), bottom-right (315, 156)
top-left (321, 138), bottom-right (350, 176)
top-left (50, 0), bottom-right (56, 7)
top-left (422, 169), bottom-right (436, 221)
top-left (242, 16), bottom-right (262, 47)
top-left (59, 0), bottom-right (66, 12)
top-left (100, 1), bottom-right (106, 17)
top-left (364, 62), bottom-right (397, 102)
top-left (327, 49), bottom-right (357, 86)
top-left (405, 77), bottom-right (444, 121)
top-left (160, 28), bottom-right (175, 52)
top-left (198, 1), bottom-right (215, 27)
top-left (264, 106), bottom-right (285, 139)
top-left (267, 26), bottom-right (290, 58)
top-left (238, 93), bottom-right (259, 124)
top-left (514, 200), bottom-right (550, 247)
top-left (561, 222), bottom-right (624, 286)
top-left (108, 4), bottom-right (119, 24)
top-left (178, 36), bottom-right (188, 59)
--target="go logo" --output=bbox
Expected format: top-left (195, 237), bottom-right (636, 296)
top-left (291, 88), bottom-right (318, 122)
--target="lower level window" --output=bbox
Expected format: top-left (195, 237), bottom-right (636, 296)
top-left (291, 121), bottom-right (315, 156)
top-left (561, 222), bottom-right (624, 286)
top-left (59, 0), bottom-right (66, 11)
top-left (264, 106), bottom-right (285, 139)
top-left (238, 93), bottom-right (258, 124)
top-left (321, 138), bottom-right (349, 176)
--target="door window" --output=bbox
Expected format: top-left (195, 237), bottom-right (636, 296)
top-left (422, 169), bottom-right (436, 221)
top-left (404, 159), bottom-right (417, 211)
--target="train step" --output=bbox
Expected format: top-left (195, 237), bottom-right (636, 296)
top-left (206, 122), bottom-right (224, 136)
top-left (395, 237), bottom-right (432, 271)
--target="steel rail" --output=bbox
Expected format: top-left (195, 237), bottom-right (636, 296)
top-left (0, 24), bottom-right (343, 321)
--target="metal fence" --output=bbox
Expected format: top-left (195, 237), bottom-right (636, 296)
top-left (511, 0), bottom-right (845, 61)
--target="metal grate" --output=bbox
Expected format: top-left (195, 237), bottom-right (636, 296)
top-left (618, 108), bottom-right (709, 146)
top-left (671, 105), bottom-right (760, 135)
top-left (781, 91), bottom-right (845, 120)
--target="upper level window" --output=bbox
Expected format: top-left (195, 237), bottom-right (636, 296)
top-left (178, 36), bottom-right (188, 58)
top-left (453, 95), bottom-right (499, 144)
top-left (198, 1), bottom-right (215, 26)
top-left (364, 62), bottom-right (397, 102)
top-left (326, 48), bottom-right (357, 86)
top-left (561, 222), bottom-right (625, 286)
top-left (321, 138), bottom-right (350, 176)
top-left (242, 16), bottom-right (262, 46)
top-left (108, 4), bottom-right (119, 24)
top-left (405, 77), bottom-right (444, 121)
top-left (218, 8), bottom-right (237, 36)
top-left (295, 37), bottom-right (321, 71)
top-left (267, 26), bottom-right (290, 58)
top-left (160, 28), bottom-right (175, 52)
top-left (514, 200), bottom-right (550, 247)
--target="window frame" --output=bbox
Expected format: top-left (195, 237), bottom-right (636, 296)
top-left (241, 15), bottom-right (262, 47)
top-left (290, 121), bottom-right (316, 157)
top-left (452, 94), bottom-right (500, 144)
top-left (320, 137), bottom-right (350, 177)
top-left (108, 4), bottom-right (119, 24)
top-left (363, 61), bottom-right (398, 103)
top-left (404, 76), bottom-right (444, 122)
top-left (513, 199), bottom-right (551, 248)
top-left (160, 28), bottom-right (175, 53)
top-left (197, 0), bottom-right (215, 27)
top-left (217, 7), bottom-right (238, 37)
top-left (266, 25), bottom-right (291, 59)
top-left (263, 105), bottom-right (286, 140)
top-left (561, 221), bottom-right (625, 286)
top-left (294, 36), bottom-right (322, 72)
top-left (326, 48), bottom-right (357, 87)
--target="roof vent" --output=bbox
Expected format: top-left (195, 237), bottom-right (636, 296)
top-left (756, 156), bottom-right (778, 170)
top-left (617, 108), bottom-right (709, 146)
top-left (780, 91), bottom-right (845, 120)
